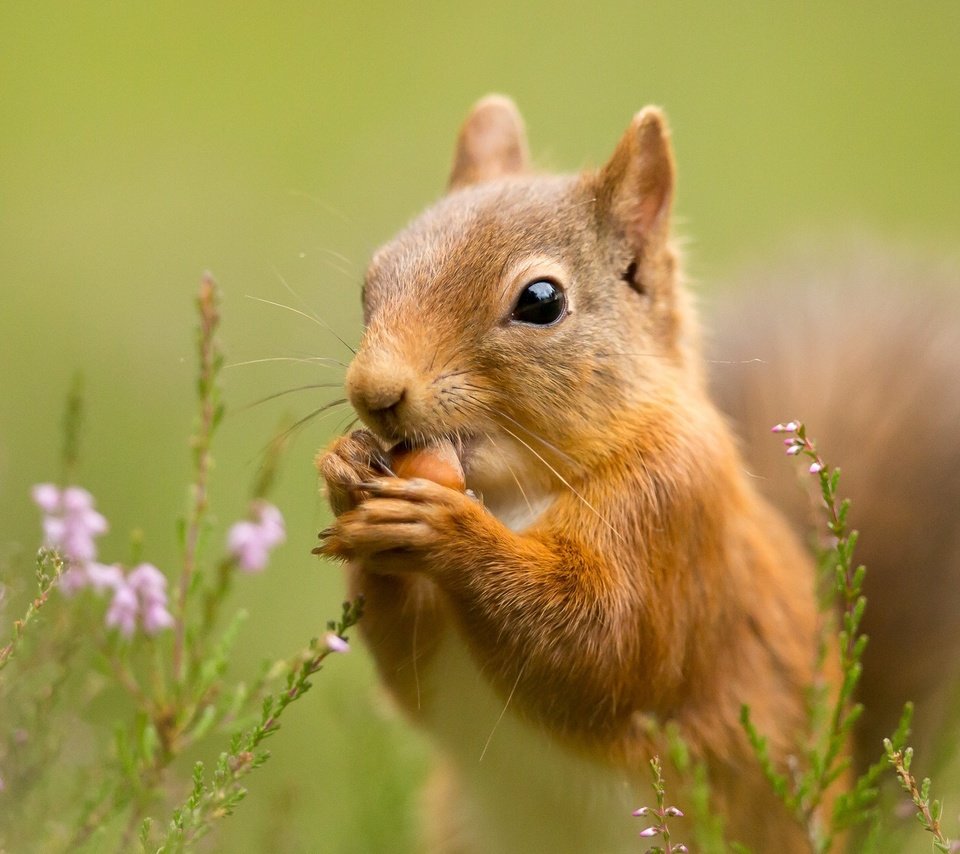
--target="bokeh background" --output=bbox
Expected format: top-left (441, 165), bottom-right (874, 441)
top-left (2, 2), bottom-right (958, 851)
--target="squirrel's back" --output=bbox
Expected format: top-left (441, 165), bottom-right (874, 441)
top-left (706, 245), bottom-right (960, 767)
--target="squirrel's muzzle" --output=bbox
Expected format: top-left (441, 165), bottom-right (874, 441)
top-left (346, 352), bottom-right (421, 441)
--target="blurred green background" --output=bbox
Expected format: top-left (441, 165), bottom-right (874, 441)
top-left (1, 2), bottom-right (958, 851)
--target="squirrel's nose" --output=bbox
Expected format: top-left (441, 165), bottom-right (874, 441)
top-left (346, 356), bottom-right (416, 437)
top-left (364, 386), bottom-right (407, 413)
top-left (362, 384), bottom-right (406, 417)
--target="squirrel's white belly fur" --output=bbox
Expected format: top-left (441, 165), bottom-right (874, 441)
top-left (416, 493), bottom-right (643, 854)
top-left (422, 626), bottom-right (641, 853)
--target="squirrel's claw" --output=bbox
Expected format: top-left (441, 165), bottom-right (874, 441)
top-left (357, 476), bottom-right (466, 506)
top-left (317, 476), bottom-right (490, 570)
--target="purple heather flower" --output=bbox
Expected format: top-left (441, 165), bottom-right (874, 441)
top-left (32, 485), bottom-right (174, 637)
top-left (58, 566), bottom-right (90, 598)
top-left (31, 483), bottom-right (61, 513)
top-left (324, 632), bottom-right (350, 653)
top-left (127, 562), bottom-right (167, 595)
top-left (127, 563), bottom-right (174, 636)
top-left (786, 444), bottom-right (802, 455)
top-left (86, 562), bottom-right (124, 593)
top-left (227, 501), bottom-right (286, 572)
top-left (809, 461), bottom-right (824, 474)
top-left (257, 502), bottom-right (285, 548)
top-left (227, 521), bottom-right (267, 571)
top-left (638, 825), bottom-right (661, 837)
top-left (58, 561), bottom-right (123, 599)
top-left (771, 421), bottom-right (799, 434)
top-left (104, 564), bottom-right (175, 638)
top-left (105, 582), bottom-right (139, 638)
top-left (32, 483), bottom-right (108, 565)
top-left (141, 598), bottom-right (176, 635)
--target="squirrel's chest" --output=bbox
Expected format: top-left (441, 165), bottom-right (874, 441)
top-left (416, 625), bottom-right (642, 854)
top-left (393, 492), bottom-right (643, 853)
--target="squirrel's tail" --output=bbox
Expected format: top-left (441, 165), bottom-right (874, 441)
top-left (706, 243), bottom-right (960, 770)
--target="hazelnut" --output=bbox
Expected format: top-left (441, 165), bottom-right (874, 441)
top-left (390, 439), bottom-right (465, 491)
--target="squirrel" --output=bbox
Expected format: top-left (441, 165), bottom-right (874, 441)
top-left (315, 95), bottom-right (960, 852)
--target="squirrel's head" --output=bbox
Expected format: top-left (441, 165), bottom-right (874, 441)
top-left (346, 95), bottom-right (697, 495)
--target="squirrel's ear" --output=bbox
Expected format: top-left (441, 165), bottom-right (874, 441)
top-left (448, 95), bottom-right (530, 191)
top-left (596, 107), bottom-right (675, 244)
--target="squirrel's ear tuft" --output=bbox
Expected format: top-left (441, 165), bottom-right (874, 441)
top-left (448, 95), bottom-right (530, 191)
top-left (596, 107), bottom-right (675, 244)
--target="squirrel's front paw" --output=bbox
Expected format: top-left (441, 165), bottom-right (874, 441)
top-left (315, 429), bottom-right (388, 516)
top-left (317, 477), bottom-right (489, 574)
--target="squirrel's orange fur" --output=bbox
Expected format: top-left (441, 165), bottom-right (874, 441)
top-left (317, 96), bottom-right (844, 852)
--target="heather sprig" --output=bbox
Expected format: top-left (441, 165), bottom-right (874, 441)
top-left (884, 740), bottom-right (959, 853)
top-left (662, 723), bottom-right (730, 853)
top-left (741, 421), bottom-right (874, 850)
top-left (0, 273), bottom-right (358, 852)
top-left (0, 549), bottom-right (64, 671)
top-left (742, 421), bottom-right (942, 850)
top-left (173, 271), bottom-right (225, 684)
top-left (633, 755), bottom-right (688, 854)
top-left (153, 597), bottom-right (363, 852)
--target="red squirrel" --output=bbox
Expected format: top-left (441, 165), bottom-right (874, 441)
top-left (316, 96), bottom-right (959, 852)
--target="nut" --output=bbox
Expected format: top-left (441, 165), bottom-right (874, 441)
top-left (390, 439), bottom-right (465, 491)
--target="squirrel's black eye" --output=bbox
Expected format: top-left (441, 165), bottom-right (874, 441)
top-left (511, 279), bottom-right (566, 326)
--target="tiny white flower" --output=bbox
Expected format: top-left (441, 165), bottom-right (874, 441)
top-left (324, 632), bottom-right (350, 653)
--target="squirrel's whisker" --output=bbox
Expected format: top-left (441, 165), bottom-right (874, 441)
top-left (338, 415), bottom-right (360, 436)
top-left (492, 410), bottom-right (579, 468)
top-left (225, 355), bottom-right (349, 370)
top-left (248, 290), bottom-right (357, 356)
top-left (251, 399), bottom-right (349, 467)
top-left (595, 351), bottom-right (669, 360)
top-left (239, 383), bottom-right (346, 411)
top-left (264, 399), bottom-right (349, 448)
top-left (478, 659), bottom-right (527, 764)
top-left (495, 423), bottom-right (624, 544)
top-left (486, 429), bottom-right (534, 517)
top-left (434, 368), bottom-right (474, 383)
top-left (293, 246), bottom-right (357, 278)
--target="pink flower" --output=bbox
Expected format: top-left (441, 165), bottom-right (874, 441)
top-left (128, 563), bottom-right (174, 636)
top-left (86, 562), bottom-right (124, 593)
top-left (809, 461), bottom-right (824, 474)
top-left (141, 599), bottom-right (176, 634)
top-left (32, 485), bottom-right (174, 638)
top-left (104, 564), bottom-right (174, 638)
top-left (31, 483), bottom-right (61, 513)
top-left (105, 582), bottom-right (139, 638)
top-left (59, 566), bottom-right (90, 598)
top-left (257, 503), bottom-right (286, 549)
top-left (227, 501), bottom-right (286, 572)
top-left (32, 483), bottom-right (108, 566)
top-left (227, 522), bottom-right (269, 572)
top-left (58, 562), bottom-right (124, 599)
top-left (324, 632), bottom-right (350, 653)
top-left (128, 562), bottom-right (167, 595)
